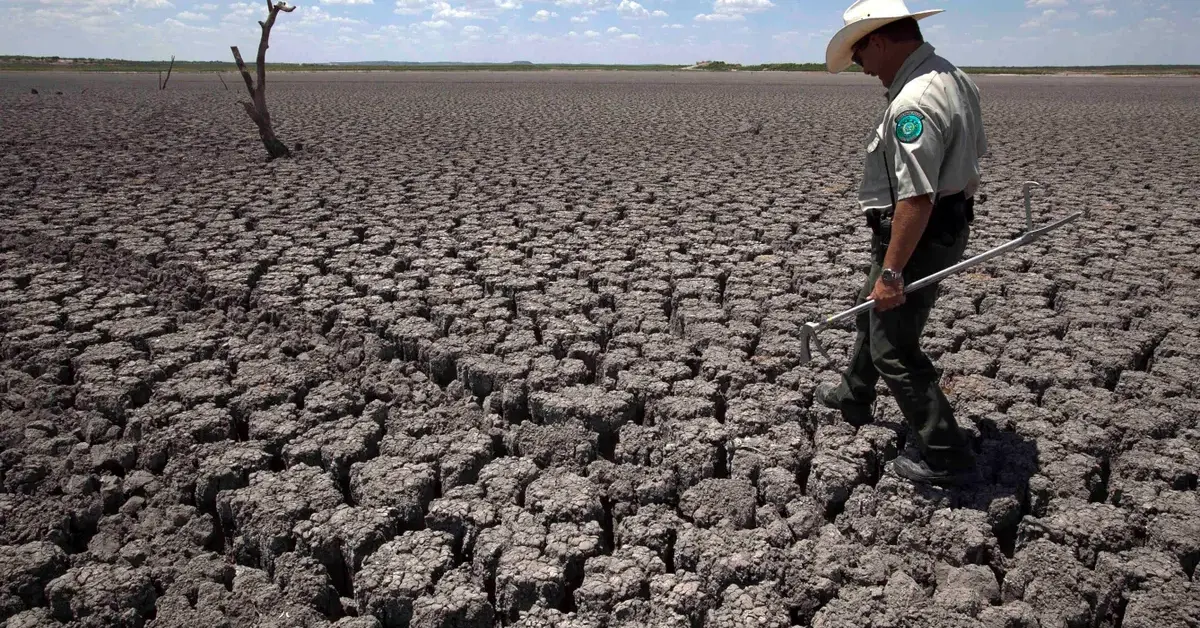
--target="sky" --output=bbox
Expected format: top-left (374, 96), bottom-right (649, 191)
top-left (2, 0), bottom-right (1198, 66)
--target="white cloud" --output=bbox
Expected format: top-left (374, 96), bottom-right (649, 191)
top-left (223, 1), bottom-right (260, 22)
top-left (531, 8), bottom-right (555, 20)
top-left (583, 28), bottom-right (598, 36)
top-left (693, 0), bottom-right (770, 22)
top-left (322, 0), bottom-right (374, 4)
top-left (175, 10), bottom-right (208, 20)
top-left (495, 0), bottom-right (520, 8)
top-left (617, 32), bottom-right (638, 39)
top-left (695, 12), bottom-right (743, 21)
top-left (661, 22), bottom-right (682, 28)
top-left (605, 25), bottom-right (620, 33)
top-left (432, 1), bottom-right (484, 18)
top-left (1025, 0), bottom-right (1066, 5)
top-left (1021, 11), bottom-right (1050, 28)
top-left (163, 16), bottom-right (215, 31)
top-left (394, 0), bottom-right (426, 14)
top-left (617, 0), bottom-right (647, 18)
top-left (712, 0), bottom-right (772, 14)
top-left (1089, 6), bottom-right (1116, 17)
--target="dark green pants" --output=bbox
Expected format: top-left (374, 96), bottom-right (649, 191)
top-left (829, 220), bottom-right (973, 465)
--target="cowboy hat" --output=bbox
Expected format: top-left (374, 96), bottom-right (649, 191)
top-left (825, 0), bottom-right (943, 73)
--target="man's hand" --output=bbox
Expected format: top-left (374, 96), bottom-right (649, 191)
top-left (873, 193), bottom-right (934, 312)
top-left (870, 275), bottom-right (905, 311)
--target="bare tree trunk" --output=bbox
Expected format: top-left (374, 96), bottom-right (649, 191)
top-left (160, 55), bottom-right (175, 90)
top-left (231, 0), bottom-right (295, 160)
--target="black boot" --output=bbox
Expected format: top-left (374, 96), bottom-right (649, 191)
top-left (814, 382), bottom-right (874, 427)
top-left (887, 451), bottom-right (978, 486)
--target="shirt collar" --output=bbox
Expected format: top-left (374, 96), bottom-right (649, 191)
top-left (887, 42), bottom-right (936, 102)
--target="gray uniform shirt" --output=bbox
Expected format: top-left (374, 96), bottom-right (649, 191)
top-left (858, 42), bottom-right (988, 213)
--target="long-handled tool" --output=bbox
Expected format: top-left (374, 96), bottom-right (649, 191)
top-left (799, 181), bottom-right (1087, 363)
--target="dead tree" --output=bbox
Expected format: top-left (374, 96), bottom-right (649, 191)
top-left (231, 0), bottom-right (295, 159)
top-left (159, 55), bottom-right (175, 90)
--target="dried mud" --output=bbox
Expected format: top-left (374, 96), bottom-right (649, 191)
top-left (1, 70), bottom-right (1198, 627)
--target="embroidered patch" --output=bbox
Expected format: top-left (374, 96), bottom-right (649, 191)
top-left (895, 111), bottom-right (924, 143)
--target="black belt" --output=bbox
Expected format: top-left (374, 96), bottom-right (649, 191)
top-left (866, 192), bottom-right (974, 245)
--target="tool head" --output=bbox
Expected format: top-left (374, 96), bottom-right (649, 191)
top-left (799, 321), bottom-right (832, 363)
top-left (1022, 180), bottom-right (1049, 232)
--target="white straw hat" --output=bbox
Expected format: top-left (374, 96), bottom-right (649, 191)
top-left (825, 0), bottom-right (943, 73)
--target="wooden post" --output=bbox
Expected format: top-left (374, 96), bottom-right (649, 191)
top-left (231, 0), bottom-right (296, 159)
top-left (160, 55), bottom-right (175, 90)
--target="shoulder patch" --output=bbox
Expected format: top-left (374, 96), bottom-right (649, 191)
top-left (894, 110), bottom-right (924, 143)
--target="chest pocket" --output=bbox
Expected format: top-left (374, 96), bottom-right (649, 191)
top-left (863, 122), bottom-right (892, 195)
top-left (866, 126), bottom-right (882, 153)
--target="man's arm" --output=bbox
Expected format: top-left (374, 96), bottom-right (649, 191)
top-left (871, 193), bottom-right (932, 311)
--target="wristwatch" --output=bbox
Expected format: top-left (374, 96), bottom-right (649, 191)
top-left (881, 268), bottom-right (903, 285)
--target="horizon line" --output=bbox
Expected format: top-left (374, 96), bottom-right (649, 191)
top-left (3, 54), bottom-right (1200, 70)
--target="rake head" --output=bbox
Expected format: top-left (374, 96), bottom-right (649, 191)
top-left (799, 321), bottom-right (831, 364)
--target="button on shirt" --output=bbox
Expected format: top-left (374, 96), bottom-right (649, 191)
top-left (857, 43), bottom-right (988, 213)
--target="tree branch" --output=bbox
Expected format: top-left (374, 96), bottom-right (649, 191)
top-left (230, 45), bottom-right (256, 100)
top-left (256, 2), bottom-right (295, 98)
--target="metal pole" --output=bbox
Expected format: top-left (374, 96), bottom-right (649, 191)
top-left (798, 179), bottom-right (1087, 363)
top-left (814, 209), bottom-right (1083, 329)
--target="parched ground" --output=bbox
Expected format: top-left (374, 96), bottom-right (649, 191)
top-left (1, 69), bottom-right (1198, 628)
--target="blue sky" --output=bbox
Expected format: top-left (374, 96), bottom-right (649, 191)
top-left (2, 0), bottom-right (1198, 65)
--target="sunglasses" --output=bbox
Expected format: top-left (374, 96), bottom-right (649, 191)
top-left (851, 35), bottom-right (870, 67)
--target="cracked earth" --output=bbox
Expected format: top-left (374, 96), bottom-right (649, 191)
top-left (1, 70), bottom-right (1198, 627)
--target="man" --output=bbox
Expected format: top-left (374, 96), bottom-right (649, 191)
top-left (815, 0), bottom-right (988, 485)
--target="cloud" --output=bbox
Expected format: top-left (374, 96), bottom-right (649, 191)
top-left (431, 1), bottom-right (484, 18)
top-left (1089, 6), bottom-right (1116, 17)
top-left (583, 28), bottom-right (598, 36)
top-left (163, 16), bottom-right (216, 31)
top-left (175, 10), bottom-right (208, 20)
top-left (712, 0), bottom-right (773, 14)
top-left (617, 32), bottom-right (638, 39)
top-left (531, 8), bottom-right (556, 21)
top-left (223, 2), bottom-right (261, 22)
top-left (605, 25), bottom-right (620, 33)
top-left (694, 0), bottom-right (770, 22)
top-left (570, 15), bottom-right (587, 22)
top-left (554, 0), bottom-right (609, 7)
top-left (617, 0), bottom-right (647, 18)
top-left (1021, 8), bottom-right (1077, 28)
top-left (695, 12), bottom-right (743, 21)
top-left (323, 0), bottom-right (374, 4)
top-left (1025, 0), bottom-right (1066, 6)
top-left (394, 0), bottom-right (426, 14)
